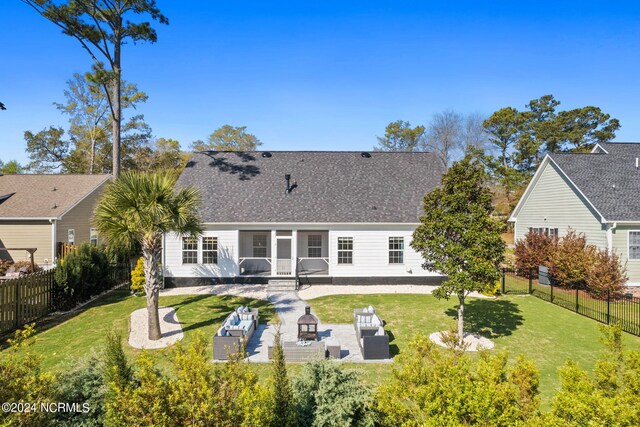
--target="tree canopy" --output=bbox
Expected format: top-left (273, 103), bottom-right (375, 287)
top-left (22, 0), bottom-right (168, 176)
top-left (412, 156), bottom-right (505, 340)
top-left (191, 125), bottom-right (262, 151)
top-left (374, 120), bottom-right (425, 152)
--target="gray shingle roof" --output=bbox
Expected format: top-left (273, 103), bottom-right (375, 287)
top-left (177, 151), bottom-right (444, 223)
top-left (0, 174), bottom-right (110, 219)
top-left (550, 142), bottom-right (640, 221)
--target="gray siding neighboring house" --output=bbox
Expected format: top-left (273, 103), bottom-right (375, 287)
top-left (163, 151), bottom-right (446, 286)
top-left (0, 174), bottom-right (111, 266)
top-left (509, 142), bottom-right (640, 285)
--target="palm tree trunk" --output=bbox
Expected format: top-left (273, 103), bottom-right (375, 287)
top-left (111, 37), bottom-right (122, 177)
top-left (458, 294), bottom-right (465, 345)
top-left (143, 236), bottom-right (162, 340)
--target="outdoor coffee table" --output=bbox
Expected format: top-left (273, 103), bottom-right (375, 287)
top-left (281, 341), bottom-right (326, 362)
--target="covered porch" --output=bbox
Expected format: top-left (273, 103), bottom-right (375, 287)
top-left (238, 230), bottom-right (329, 277)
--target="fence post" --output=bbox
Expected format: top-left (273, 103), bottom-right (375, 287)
top-left (529, 268), bottom-right (533, 294)
top-left (607, 290), bottom-right (611, 324)
top-left (575, 287), bottom-right (579, 312)
top-left (501, 267), bottom-right (506, 294)
top-left (550, 282), bottom-right (554, 303)
top-left (14, 279), bottom-right (20, 330)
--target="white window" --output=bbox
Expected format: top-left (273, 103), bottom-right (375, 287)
top-left (202, 237), bottom-right (218, 264)
top-left (389, 237), bottom-right (404, 264)
top-left (337, 237), bottom-right (353, 264)
top-left (630, 231), bottom-right (640, 260)
top-left (253, 234), bottom-right (267, 258)
top-left (308, 235), bottom-right (322, 258)
top-left (529, 227), bottom-right (558, 238)
top-left (67, 229), bottom-right (75, 245)
top-left (182, 237), bottom-right (198, 264)
top-left (90, 228), bottom-right (98, 246)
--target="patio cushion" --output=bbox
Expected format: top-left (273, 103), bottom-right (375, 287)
top-left (238, 320), bottom-right (253, 331)
top-left (371, 314), bottom-right (381, 327)
top-left (230, 312), bottom-right (239, 324)
top-left (368, 305), bottom-right (375, 313)
top-left (375, 327), bottom-right (385, 336)
top-left (217, 326), bottom-right (227, 336)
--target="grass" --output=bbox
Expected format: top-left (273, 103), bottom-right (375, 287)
top-left (308, 293), bottom-right (640, 405)
top-left (1, 290), bottom-right (276, 373)
top-left (4, 288), bottom-right (640, 407)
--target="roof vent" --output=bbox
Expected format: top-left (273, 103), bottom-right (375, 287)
top-left (636, 157), bottom-right (638, 168)
top-left (52, 187), bottom-right (56, 191)
top-left (262, 152), bottom-right (272, 158)
top-left (52, 203), bottom-right (58, 209)
top-left (361, 152), bottom-right (371, 158)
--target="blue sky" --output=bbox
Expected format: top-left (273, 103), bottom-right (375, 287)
top-left (2, 1), bottom-right (640, 165)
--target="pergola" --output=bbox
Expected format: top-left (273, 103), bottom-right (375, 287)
top-left (0, 248), bottom-right (37, 272)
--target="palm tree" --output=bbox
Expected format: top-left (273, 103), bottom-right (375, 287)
top-left (94, 171), bottom-right (202, 340)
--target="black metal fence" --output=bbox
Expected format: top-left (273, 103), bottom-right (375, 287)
top-left (0, 263), bottom-right (130, 335)
top-left (502, 267), bottom-right (640, 336)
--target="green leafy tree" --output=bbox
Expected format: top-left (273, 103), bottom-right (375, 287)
top-left (22, 0), bottom-right (168, 177)
top-left (412, 156), bottom-right (505, 341)
top-left (191, 125), bottom-right (262, 151)
top-left (293, 360), bottom-right (375, 427)
top-left (271, 327), bottom-right (295, 427)
top-left (0, 160), bottom-right (24, 174)
top-left (94, 171), bottom-right (202, 340)
top-left (375, 334), bottom-right (539, 426)
top-left (132, 137), bottom-right (188, 172)
top-left (374, 120), bottom-right (425, 152)
top-left (25, 71), bottom-right (151, 174)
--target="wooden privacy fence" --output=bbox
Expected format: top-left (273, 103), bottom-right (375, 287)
top-left (0, 263), bottom-right (131, 335)
top-left (502, 267), bottom-right (640, 336)
top-left (0, 269), bottom-right (54, 335)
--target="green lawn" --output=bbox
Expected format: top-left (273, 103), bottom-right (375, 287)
top-left (2, 290), bottom-right (276, 373)
top-left (308, 293), bottom-right (640, 405)
top-left (4, 289), bottom-right (640, 407)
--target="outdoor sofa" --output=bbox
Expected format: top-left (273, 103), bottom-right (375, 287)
top-left (213, 305), bottom-right (259, 360)
top-left (353, 305), bottom-right (389, 359)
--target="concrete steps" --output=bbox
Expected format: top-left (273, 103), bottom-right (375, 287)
top-left (267, 279), bottom-right (297, 293)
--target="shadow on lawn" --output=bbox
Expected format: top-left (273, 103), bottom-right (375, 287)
top-left (170, 294), bottom-right (277, 334)
top-left (445, 299), bottom-right (524, 338)
top-left (0, 289), bottom-right (133, 348)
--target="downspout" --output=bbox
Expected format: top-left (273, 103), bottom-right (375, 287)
top-left (606, 222), bottom-right (617, 254)
top-left (49, 219), bottom-right (57, 267)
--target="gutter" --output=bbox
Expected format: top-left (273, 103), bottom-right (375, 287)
top-left (49, 219), bottom-right (57, 266)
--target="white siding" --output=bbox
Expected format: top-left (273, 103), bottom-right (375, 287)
top-left (164, 229), bottom-right (239, 278)
top-left (514, 161), bottom-right (607, 248)
top-left (328, 225), bottom-right (438, 278)
top-left (163, 223), bottom-right (441, 279)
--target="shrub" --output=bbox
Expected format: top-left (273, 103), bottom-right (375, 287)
top-left (293, 360), bottom-right (375, 427)
top-left (13, 260), bottom-right (42, 273)
top-left (514, 230), bottom-right (557, 278)
top-left (0, 324), bottom-right (56, 427)
top-left (54, 243), bottom-right (112, 310)
top-left (586, 249), bottom-right (627, 299)
top-left (375, 334), bottom-right (539, 427)
top-left (53, 354), bottom-right (107, 427)
top-left (549, 229), bottom-right (595, 288)
top-left (533, 324), bottom-right (640, 426)
top-left (130, 257), bottom-right (145, 295)
top-left (271, 327), bottom-right (295, 427)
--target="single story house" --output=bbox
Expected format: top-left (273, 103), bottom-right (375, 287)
top-left (163, 151), bottom-right (446, 287)
top-left (0, 174), bottom-right (111, 266)
top-left (509, 142), bottom-right (640, 285)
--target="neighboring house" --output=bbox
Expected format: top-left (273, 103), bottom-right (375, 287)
top-left (0, 174), bottom-right (111, 267)
top-left (509, 142), bottom-right (640, 285)
top-left (163, 151), bottom-right (446, 287)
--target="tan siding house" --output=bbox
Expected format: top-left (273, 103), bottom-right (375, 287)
top-left (0, 174), bottom-right (110, 266)
top-left (510, 142), bottom-right (640, 285)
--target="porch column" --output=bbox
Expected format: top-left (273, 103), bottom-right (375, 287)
top-left (270, 229), bottom-right (277, 276)
top-left (291, 229), bottom-right (298, 276)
